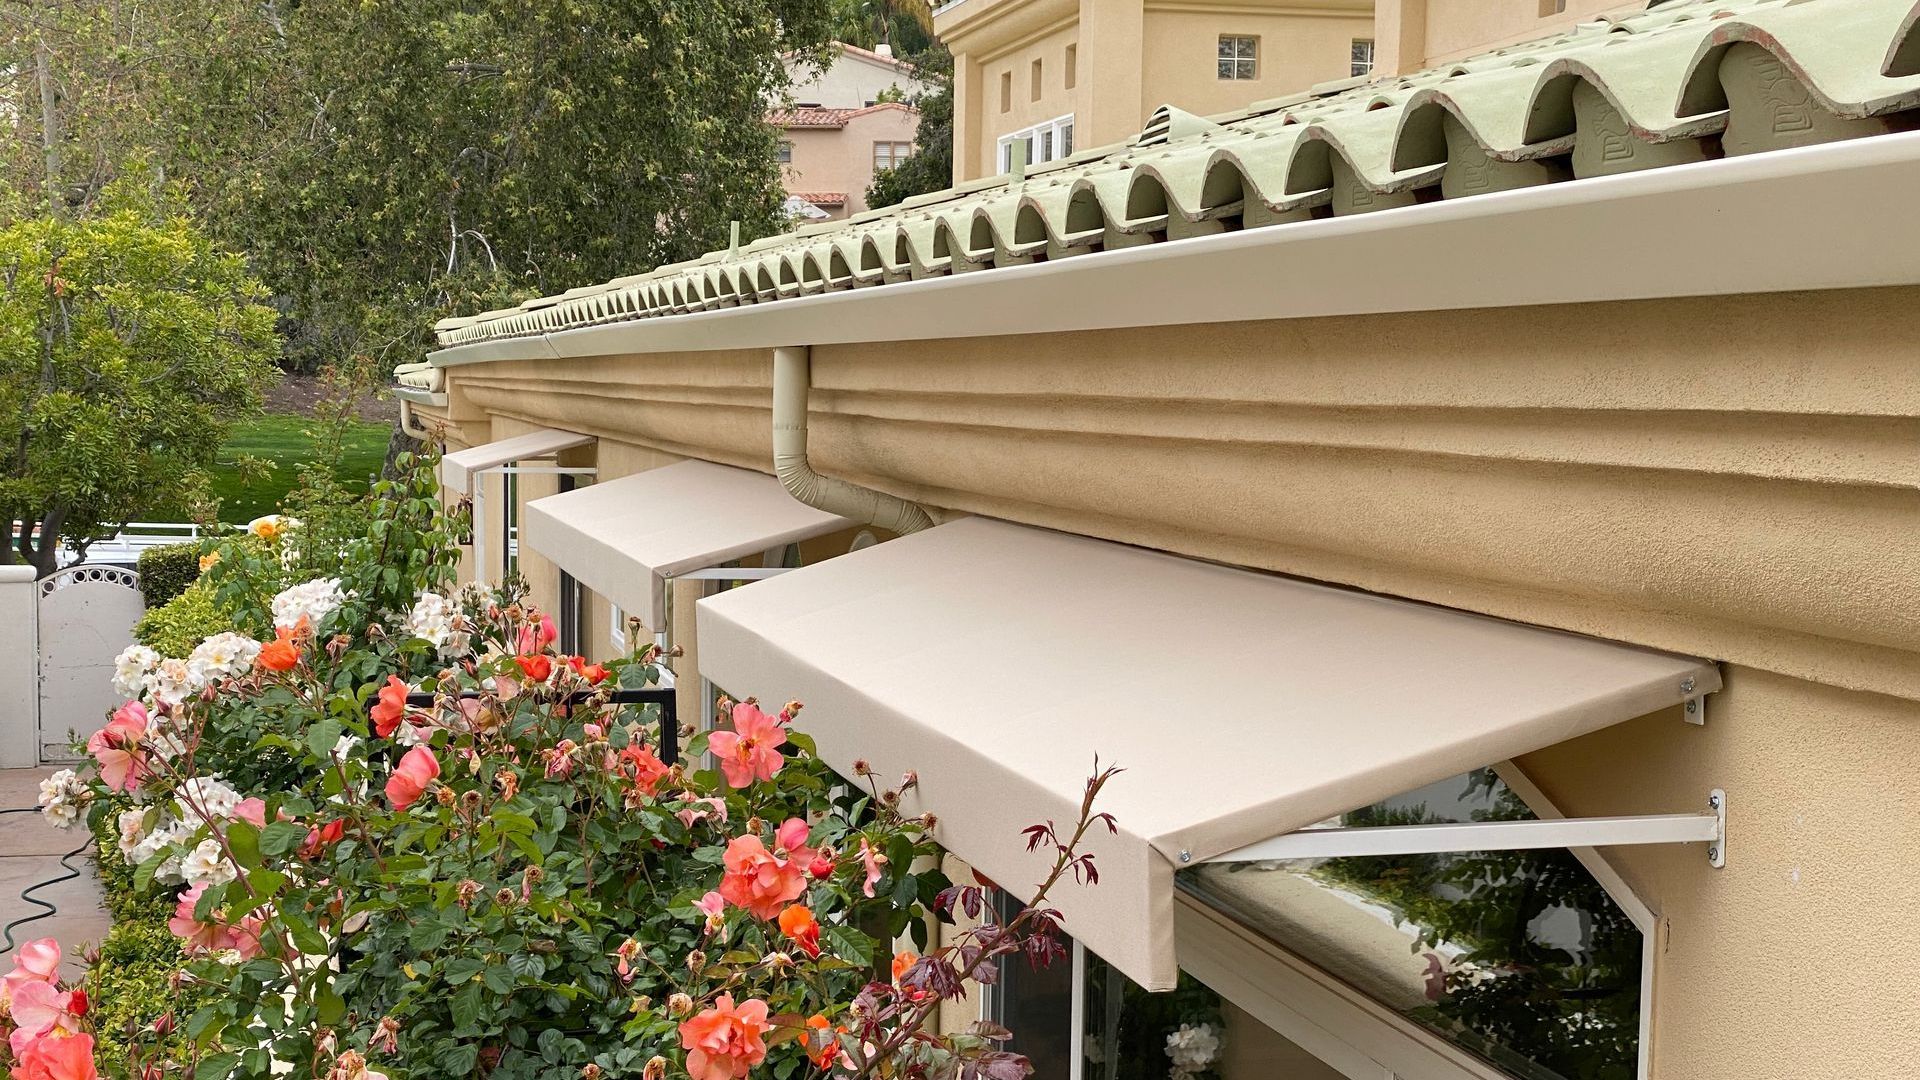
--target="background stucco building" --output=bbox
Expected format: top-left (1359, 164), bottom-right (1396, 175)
top-left (397, 0), bottom-right (1920, 1076)
top-left (775, 44), bottom-right (938, 220)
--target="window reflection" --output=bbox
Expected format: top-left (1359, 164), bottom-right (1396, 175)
top-left (1181, 770), bottom-right (1642, 1080)
top-left (1081, 956), bottom-right (1341, 1080)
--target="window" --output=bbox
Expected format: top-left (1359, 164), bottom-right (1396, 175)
top-left (1180, 768), bottom-right (1648, 1080)
top-left (1218, 35), bottom-right (1258, 80)
top-left (872, 141), bottom-right (913, 172)
top-left (1031, 58), bottom-right (1043, 101)
top-left (997, 114), bottom-right (1075, 173)
top-left (1065, 44), bottom-right (1077, 89)
top-left (985, 766), bottom-right (1655, 1080)
top-left (1351, 38), bottom-right (1375, 78)
top-left (775, 140), bottom-right (793, 164)
top-left (610, 602), bottom-right (626, 652)
top-left (1000, 70), bottom-right (1012, 113)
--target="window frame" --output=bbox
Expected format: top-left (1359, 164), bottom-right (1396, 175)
top-left (996, 113), bottom-right (1075, 173)
top-left (1218, 34), bottom-right (1259, 81)
top-left (1045, 758), bottom-right (1660, 1080)
top-left (873, 140), bottom-right (913, 172)
top-left (1351, 38), bottom-right (1376, 78)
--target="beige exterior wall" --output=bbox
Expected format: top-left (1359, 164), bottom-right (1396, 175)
top-left (940, 0), bottom-right (1373, 182)
top-left (781, 105), bottom-right (921, 219)
top-left (428, 283), bottom-right (1920, 1078)
top-left (1373, 0), bottom-right (1643, 74)
top-left (787, 47), bottom-right (938, 110)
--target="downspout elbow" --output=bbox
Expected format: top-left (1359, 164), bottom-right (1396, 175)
top-left (399, 399), bottom-right (440, 442)
top-left (773, 346), bottom-right (933, 535)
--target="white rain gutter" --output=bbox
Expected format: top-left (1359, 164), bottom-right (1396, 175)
top-left (772, 345), bottom-right (932, 534)
top-left (427, 130), bottom-right (1920, 368)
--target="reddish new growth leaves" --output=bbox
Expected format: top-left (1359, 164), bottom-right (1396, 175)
top-left (834, 760), bottom-right (1123, 1078)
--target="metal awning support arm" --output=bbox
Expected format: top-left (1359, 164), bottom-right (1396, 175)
top-left (1208, 790), bottom-right (1726, 868)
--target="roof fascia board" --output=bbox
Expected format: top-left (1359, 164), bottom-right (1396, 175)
top-left (429, 131), bottom-right (1920, 368)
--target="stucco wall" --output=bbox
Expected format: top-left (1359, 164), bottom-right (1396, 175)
top-left (1408, 0), bottom-right (1642, 66)
top-left (435, 283), bottom-right (1920, 1077)
top-left (782, 105), bottom-right (921, 218)
top-left (1139, 7), bottom-right (1373, 119)
top-left (787, 48), bottom-right (936, 111)
top-left (944, 0), bottom-right (1373, 182)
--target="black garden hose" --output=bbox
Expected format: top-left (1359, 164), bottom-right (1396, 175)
top-left (0, 807), bottom-right (94, 955)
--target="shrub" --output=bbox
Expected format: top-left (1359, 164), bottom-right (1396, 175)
top-left (88, 920), bottom-right (207, 1071)
top-left (135, 544), bottom-right (203, 607)
top-left (132, 581), bottom-right (229, 658)
top-left (41, 455), bottom-right (1111, 1080)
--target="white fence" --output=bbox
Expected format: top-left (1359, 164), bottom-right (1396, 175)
top-left (3, 521), bottom-right (206, 568)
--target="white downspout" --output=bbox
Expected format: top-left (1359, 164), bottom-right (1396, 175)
top-left (772, 346), bottom-right (932, 534)
top-left (399, 399), bottom-right (439, 441)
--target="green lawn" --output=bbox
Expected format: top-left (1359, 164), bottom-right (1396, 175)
top-left (158, 414), bottom-right (392, 524)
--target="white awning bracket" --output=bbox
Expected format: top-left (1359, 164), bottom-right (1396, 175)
top-left (1206, 788), bottom-right (1727, 869)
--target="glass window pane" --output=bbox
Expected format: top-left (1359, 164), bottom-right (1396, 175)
top-left (1081, 954), bottom-right (1344, 1079)
top-left (1060, 122), bottom-right (1074, 157)
top-left (1180, 769), bottom-right (1643, 1080)
top-left (1238, 37), bottom-right (1257, 60)
top-left (1040, 129), bottom-right (1054, 162)
top-left (985, 892), bottom-right (1076, 1076)
top-left (1217, 57), bottom-right (1234, 79)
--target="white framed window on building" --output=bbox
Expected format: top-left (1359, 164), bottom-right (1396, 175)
top-left (609, 602), bottom-right (626, 653)
top-left (997, 114), bottom-right (1075, 173)
top-left (873, 141), bottom-right (913, 172)
top-left (985, 765), bottom-right (1659, 1080)
top-left (1218, 35), bottom-right (1259, 80)
top-left (1351, 38), bottom-right (1376, 78)
top-left (776, 140), bottom-right (793, 164)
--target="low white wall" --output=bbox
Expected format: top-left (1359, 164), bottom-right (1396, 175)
top-left (0, 566), bottom-right (39, 768)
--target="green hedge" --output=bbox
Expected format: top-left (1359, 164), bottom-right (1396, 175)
top-left (136, 544), bottom-right (203, 607)
top-left (133, 580), bottom-right (229, 657)
top-left (88, 808), bottom-right (205, 1071)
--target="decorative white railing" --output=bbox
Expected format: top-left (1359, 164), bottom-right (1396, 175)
top-left (5, 521), bottom-right (208, 568)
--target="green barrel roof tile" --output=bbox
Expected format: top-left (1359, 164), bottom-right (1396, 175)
top-left (424, 0), bottom-right (1920, 352)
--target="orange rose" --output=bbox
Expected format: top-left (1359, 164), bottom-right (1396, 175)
top-left (717, 834), bottom-right (811, 921)
top-left (777, 904), bottom-right (820, 959)
top-left (371, 675), bottom-right (412, 738)
top-left (257, 617), bottom-right (308, 673)
top-left (676, 994), bottom-right (769, 1080)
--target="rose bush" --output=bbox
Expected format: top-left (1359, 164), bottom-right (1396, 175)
top-left (22, 456), bottom-right (1112, 1080)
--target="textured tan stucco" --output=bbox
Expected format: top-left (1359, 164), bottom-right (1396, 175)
top-left (434, 283), bottom-right (1919, 1078)
top-left (940, 0), bottom-right (1374, 182)
top-left (779, 105), bottom-right (921, 219)
top-left (1517, 669), bottom-right (1920, 1078)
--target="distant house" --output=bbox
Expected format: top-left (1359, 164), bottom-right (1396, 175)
top-left (771, 103), bottom-right (921, 221)
top-left (773, 43), bottom-right (940, 221)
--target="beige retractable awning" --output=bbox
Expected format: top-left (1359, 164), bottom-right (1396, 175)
top-left (522, 460), bottom-right (857, 628)
top-left (696, 517), bottom-right (1720, 992)
top-left (440, 428), bottom-right (595, 491)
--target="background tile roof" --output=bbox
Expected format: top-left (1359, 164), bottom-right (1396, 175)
top-left (433, 0), bottom-right (1920, 350)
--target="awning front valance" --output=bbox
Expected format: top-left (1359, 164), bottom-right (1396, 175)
top-left (440, 428), bottom-right (595, 491)
top-left (522, 460), bottom-right (856, 628)
top-left (695, 517), bottom-right (1719, 991)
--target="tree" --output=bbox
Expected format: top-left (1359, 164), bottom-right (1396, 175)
top-left (4, 0), bottom-right (842, 372)
top-left (833, 0), bottom-right (934, 54)
top-left (866, 46), bottom-right (954, 209)
top-left (0, 180), bottom-right (280, 576)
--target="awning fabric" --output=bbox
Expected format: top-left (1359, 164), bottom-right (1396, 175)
top-left (696, 517), bottom-right (1720, 991)
top-left (440, 428), bottom-right (594, 491)
top-left (521, 460), bottom-right (856, 628)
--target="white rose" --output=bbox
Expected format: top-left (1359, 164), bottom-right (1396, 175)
top-left (113, 645), bottom-right (161, 698)
top-left (182, 838), bottom-right (236, 888)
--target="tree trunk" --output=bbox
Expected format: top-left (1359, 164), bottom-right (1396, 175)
top-left (35, 29), bottom-right (62, 210)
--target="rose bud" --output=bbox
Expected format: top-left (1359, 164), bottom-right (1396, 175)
top-left (667, 993), bottom-right (693, 1017)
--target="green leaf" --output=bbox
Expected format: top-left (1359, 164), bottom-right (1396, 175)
top-left (305, 718), bottom-right (344, 760)
top-left (314, 982), bottom-right (346, 1025)
top-left (260, 819), bottom-right (309, 857)
top-left (226, 820), bottom-right (262, 870)
top-left (195, 1052), bottom-right (242, 1080)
